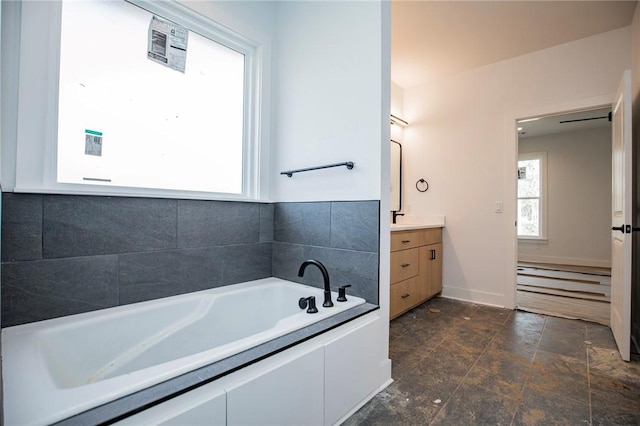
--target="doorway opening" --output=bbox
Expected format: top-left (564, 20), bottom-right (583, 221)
top-left (515, 107), bottom-right (612, 325)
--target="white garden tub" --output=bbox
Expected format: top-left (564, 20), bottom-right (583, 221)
top-left (2, 278), bottom-right (365, 425)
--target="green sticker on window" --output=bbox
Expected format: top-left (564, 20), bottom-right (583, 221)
top-left (85, 129), bottom-right (103, 156)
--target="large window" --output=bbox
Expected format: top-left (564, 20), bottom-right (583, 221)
top-left (10, 0), bottom-right (262, 200)
top-left (517, 152), bottom-right (547, 239)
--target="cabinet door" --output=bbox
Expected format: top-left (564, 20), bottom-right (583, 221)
top-left (324, 317), bottom-right (379, 426)
top-left (430, 243), bottom-right (443, 296)
top-left (114, 383), bottom-right (226, 426)
top-left (226, 346), bottom-right (324, 426)
top-left (419, 244), bottom-right (443, 299)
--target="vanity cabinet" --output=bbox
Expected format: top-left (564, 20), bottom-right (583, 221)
top-left (390, 227), bottom-right (442, 319)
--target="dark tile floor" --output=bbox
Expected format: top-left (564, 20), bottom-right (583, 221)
top-left (344, 297), bottom-right (640, 426)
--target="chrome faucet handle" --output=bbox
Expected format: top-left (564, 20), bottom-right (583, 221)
top-left (337, 285), bottom-right (351, 302)
top-left (298, 296), bottom-right (318, 314)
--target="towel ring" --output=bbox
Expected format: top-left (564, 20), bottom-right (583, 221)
top-left (416, 179), bottom-right (429, 192)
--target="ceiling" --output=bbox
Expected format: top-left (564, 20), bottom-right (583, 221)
top-left (391, 0), bottom-right (638, 89)
top-left (518, 107), bottom-right (611, 139)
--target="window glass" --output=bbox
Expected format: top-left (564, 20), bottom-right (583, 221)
top-left (517, 155), bottom-right (545, 239)
top-left (57, 0), bottom-right (245, 194)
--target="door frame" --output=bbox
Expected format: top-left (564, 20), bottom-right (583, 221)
top-left (504, 94), bottom-right (614, 310)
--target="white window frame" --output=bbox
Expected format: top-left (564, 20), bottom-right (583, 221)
top-left (517, 151), bottom-right (548, 241)
top-left (9, 0), bottom-right (263, 201)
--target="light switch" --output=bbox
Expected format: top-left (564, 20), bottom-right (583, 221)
top-left (495, 201), bottom-right (503, 213)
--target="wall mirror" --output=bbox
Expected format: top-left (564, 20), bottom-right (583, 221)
top-left (390, 140), bottom-right (402, 212)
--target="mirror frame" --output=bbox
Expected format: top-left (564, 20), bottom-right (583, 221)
top-left (390, 140), bottom-right (402, 212)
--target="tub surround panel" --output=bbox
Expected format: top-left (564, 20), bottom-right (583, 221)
top-left (330, 201), bottom-right (379, 252)
top-left (1, 193), bottom-right (42, 262)
top-left (1, 194), bottom-right (378, 326)
top-left (274, 202), bottom-right (331, 246)
top-left (223, 243), bottom-right (272, 285)
top-left (259, 204), bottom-right (275, 242)
top-left (273, 242), bottom-right (379, 305)
top-left (2, 256), bottom-right (119, 327)
top-left (272, 200), bottom-right (380, 305)
top-left (43, 195), bottom-right (177, 259)
top-left (306, 245), bottom-right (379, 305)
top-left (118, 248), bottom-right (225, 305)
top-left (177, 200), bottom-right (260, 248)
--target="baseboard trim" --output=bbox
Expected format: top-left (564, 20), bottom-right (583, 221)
top-left (441, 287), bottom-right (507, 308)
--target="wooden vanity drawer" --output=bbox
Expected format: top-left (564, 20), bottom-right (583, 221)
top-left (391, 231), bottom-right (422, 252)
top-left (390, 248), bottom-right (419, 284)
top-left (390, 277), bottom-right (420, 318)
top-left (422, 228), bottom-right (442, 245)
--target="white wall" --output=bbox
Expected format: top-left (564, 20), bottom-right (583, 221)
top-left (518, 127), bottom-right (611, 267)
top-left (271, 1), bottom-right (384, 203)
top-left (403, 27), bottom-right (631, 308)
top-left (391, 81), bottom-right (404, 144)
top-left (271, 0), bottom-right (392, 392)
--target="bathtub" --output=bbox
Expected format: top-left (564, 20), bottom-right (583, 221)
top-left (2, 278), bottom-right (365, 425)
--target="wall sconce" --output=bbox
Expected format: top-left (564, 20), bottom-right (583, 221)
top-left (390, 114), bottom-right (408, 127)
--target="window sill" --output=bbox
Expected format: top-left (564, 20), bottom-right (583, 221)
top-left (518, 237), bottom-right (548, 244)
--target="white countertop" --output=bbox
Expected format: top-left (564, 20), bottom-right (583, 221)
top-left (390, 216), bottom-right (445, 231)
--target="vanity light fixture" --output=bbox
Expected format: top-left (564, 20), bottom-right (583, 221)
top-left (390, 114), bottom-right (408, 127)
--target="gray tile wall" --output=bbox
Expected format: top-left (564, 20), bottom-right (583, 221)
top-left (1, 194), bottom-right (379, 327)
top-left (1, 194), bottom-right (274, 326)
top-left (273, 201), bottom-right (379, 304)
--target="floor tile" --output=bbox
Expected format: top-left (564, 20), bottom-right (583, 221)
top-left (513, 387), bottom-right (590, 425)
top-left (586, 323), bottom-right (618, 350)
top-left (430, 382), bottom-right (520, 425)
top-left (465, 347), bottom-right (531, 397)
top-left (341, 381), bottom-right (441, 426)
top-left (525, 349), bottom-right (590, 403)
top-left (537, 325), bottom-right (588, 360)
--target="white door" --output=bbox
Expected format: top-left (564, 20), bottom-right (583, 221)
top-left (610, 70), bottom-right (632, 362)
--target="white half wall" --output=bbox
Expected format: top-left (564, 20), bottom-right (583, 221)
top-left (271, 1), bottom-right (385, 203)
top-left (518, 127), bottom-right (611, 268)
top-left (403, 26), bottom-right (631, 308)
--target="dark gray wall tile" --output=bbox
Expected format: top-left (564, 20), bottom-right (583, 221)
top-left (274, 202), bottom-right (331, 246)
top-left (177, 201), bottom-right (259, 248)
top-left (305, 246), bottom-right (379, 305)
top-left (1, 193), bottom-right (42, 262)
top-left (43, 195), bottom-right (177, 258)
top-left (330, 201), bottom-right (379, 252)
top-left (273, 242), bottom-right (379, 305)
top-left (272, 241), bottom-right (306, 283)
top-left (118, 248), bottom-right (223, 305)
top-left (260, 204), bottom-right (274, 242)
top-left (1, 255), bottom-right (118, 326)
top-left (223, 243), bottom-right (272, 285)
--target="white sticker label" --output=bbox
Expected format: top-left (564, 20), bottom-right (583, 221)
top-left (147, 16), bottom-right (188, 73)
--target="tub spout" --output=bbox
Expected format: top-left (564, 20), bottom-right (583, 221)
top-left (297, 259), bottom-right (333, 307)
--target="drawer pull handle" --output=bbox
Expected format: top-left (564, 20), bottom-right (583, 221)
top-left (401, 263), bottom-right (411, 268)
top-left (401, 293), bottom-right (410, 298)
top-left (430, 249), bottom-right (436, 260)
top-left (401, 240), bottom-right (411, 243)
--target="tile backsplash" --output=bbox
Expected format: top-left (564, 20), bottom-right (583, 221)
top-left (1, 194), bottom-right (379, 327)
